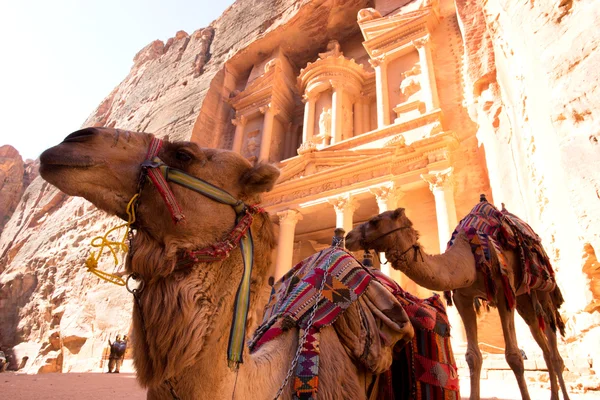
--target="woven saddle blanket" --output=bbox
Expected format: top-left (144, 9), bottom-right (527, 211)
top-left (249, 247), bottom-right (459, 400)
top-left (445, 201), bottom-right (557, 308)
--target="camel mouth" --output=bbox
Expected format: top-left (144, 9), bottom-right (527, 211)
top-left (344, 236), bottom-right (361, 251)
top-left (40, 147), bottom-right (98, 170)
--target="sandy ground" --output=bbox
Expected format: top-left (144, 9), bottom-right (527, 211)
top-left (2, 372), bottom-right (145, 400)
top-left (2, 372), bottom-right (599, 399)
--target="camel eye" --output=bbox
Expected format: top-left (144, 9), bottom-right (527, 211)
top-left (369, 219), bottom-right (380, 227)
top-left (175, 150), bottom-right (193, 162)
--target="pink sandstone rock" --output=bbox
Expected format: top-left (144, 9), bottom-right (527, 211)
top-left (0, 0), bottom-right (598, 388)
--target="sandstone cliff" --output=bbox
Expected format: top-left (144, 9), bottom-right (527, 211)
top-left (0, 0), bottom-right (599, 389)
top-left (0, 0), bottom-right (371, 373)
top-left (0, 146), bottom-right (37, 235)
top-left (456, 0), bottom-right (600, 381)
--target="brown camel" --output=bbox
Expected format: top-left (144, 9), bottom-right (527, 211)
top-left (345, 207), bottom-right (570, 400)
top-left (39, 127), bottom-right (413, 399)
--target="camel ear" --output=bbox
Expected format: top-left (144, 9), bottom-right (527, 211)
top-left (240, 163), bottom-right (280, 194)
top-left (392, 208), bottom-right (405, 219)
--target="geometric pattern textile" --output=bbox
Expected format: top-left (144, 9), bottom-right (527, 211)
top-left (373, 271), bottom-right (460, 400)
top-left (249, 247), bottom-right (372, 399)
top-left (250, 247), bottom-right (460, 399)
top-left (445, 201), bottom-right (559, 310)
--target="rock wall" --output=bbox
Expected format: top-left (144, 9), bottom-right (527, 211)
top-left (456, 0), bottom-right (600, 383)
top-left (0, 0), bottom-right (372, 373)
top-left (1, 0), bottom-right (599, 383)
top-left (0, 146), bottom-right (37, 234)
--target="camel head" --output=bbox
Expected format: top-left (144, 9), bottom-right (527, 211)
top-left (345, 208), bottom-right (419, 257)
top-left (40, 127), bottom-right (280, 274)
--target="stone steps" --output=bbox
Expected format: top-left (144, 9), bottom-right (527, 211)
top-left (454, 353), bottom-right (595, 383)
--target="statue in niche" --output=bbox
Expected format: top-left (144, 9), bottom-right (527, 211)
top-left (245, 129), bottom-right (261, 158)
top-left (318, 40), bottom-right (342, 59)
top-left (314, 106), bottom-right (332, 145)
top-left (399, 62), bottom-right (422, 99)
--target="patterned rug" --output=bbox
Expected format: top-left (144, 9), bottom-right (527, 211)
top-left (445, 200), bottom-right (559, 310)
top-left (373, 271), bottom-right (459, 400)
top-left (249, 247), bottom-right (459, 399)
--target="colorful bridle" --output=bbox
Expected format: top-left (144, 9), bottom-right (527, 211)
top-left (358, 223), bottom-right (423, 264)
top-left (139, 136), bottom-right (261, 369)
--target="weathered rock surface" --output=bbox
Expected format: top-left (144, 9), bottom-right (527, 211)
top-left (0, 0), bottom-right (372, 373)
top-left (455, 0), bottom-right (600, 380)
top-left (0, 146), bottom-right (37, 235)
top-left (0, 0), bottom-right (599, 383)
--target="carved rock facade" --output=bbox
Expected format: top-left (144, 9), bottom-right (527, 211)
top-left (0, 0), bottom-right (598, 390)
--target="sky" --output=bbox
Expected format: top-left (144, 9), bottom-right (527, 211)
top-left (0, 0), bottom-right (235, 160)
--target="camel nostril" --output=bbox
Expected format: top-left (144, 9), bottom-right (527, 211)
top-left (63, 128), bottom-right (97, 143)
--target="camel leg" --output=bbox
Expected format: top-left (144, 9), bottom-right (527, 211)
top-left (497, 297), bottom-right (531, 400)
top-left (453, 292), bottom-right (482, 400)
top-left (546, 326), bottom-right (570, 400)
top-left (516, 295), bottom-right (559, 400)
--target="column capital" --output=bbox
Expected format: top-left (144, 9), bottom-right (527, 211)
top-left (277, 209), bottom-right (303, 225)
top-left (329, 80), bottom-right (347, 91)
top-left (302, 91), bottom-right (319, 103)
top-left (369, 185), bottom-right (405, 204)
top-left (412, 34), bottom-right (431, 49)
top-left (259, 103), bottom-right (281, 116)
top-left (368, 55), bottom-right (386, 68)
top-left (327, 195), bottom-right (359, 213)
top-left (360, 92), bottom-right (374, 102)
top-left (421, 167), bottom-right (454, 192)
top-left (231, 114), bottom-right (247, 127)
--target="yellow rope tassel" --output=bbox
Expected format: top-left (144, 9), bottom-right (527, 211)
top-left (84, 194), bottom-right (139, 286)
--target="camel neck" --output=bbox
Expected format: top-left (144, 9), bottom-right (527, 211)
top-left (141, 247), bottom-right (291, 398)
top-left (387, 234), bottom-right (477, 291)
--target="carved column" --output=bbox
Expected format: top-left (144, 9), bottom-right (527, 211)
top-left (275, 209), bottom-right (303, 279)
top-left (369, 185), bottom-right (404, 277)
top-left (331, 82), bottom-right (345, 144)
top-left (362, 96), bottom-right (371, 133)
top-left (370, 56), bottom-right (390, 128)
top-left (231, 114), bottom-right (247, 153)
top-left (354, 98), bottom-right (364, 136)
top-left (421, 167), bottom-right (458, 248)
top-left (302, 92), bottom-right (317, 144)
top-left (412, 35), bottom-right (440, 112)
top-left (328, 195), bottom-right (358, 234)
top-left (259, 103), bottom-right (280, 162)
top-left (421, 167), bottom-right (465, 348)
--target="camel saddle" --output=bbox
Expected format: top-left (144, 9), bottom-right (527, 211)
top-left (249, 247), bottom-right (459, 400)
top-left (445, 200), bottom-right (559, 310)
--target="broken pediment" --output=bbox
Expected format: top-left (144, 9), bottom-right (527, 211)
top-left (358, 7), bottom-right (439, 58)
